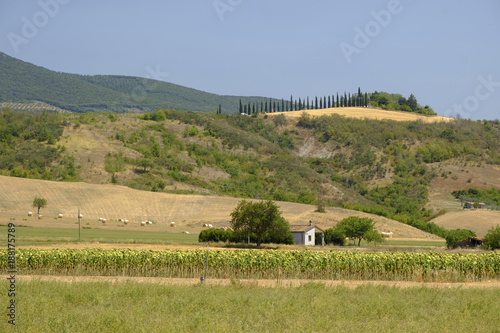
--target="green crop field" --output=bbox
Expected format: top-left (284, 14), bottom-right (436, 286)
top-left (3, 248), bottom-right (499, 282)
top-left (0, 224), bottom-right (198, 246)
top-left (1, 280), bottom-right (499, 332)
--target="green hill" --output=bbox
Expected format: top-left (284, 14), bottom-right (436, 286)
top-left (0, 52), bottom-right (276, 114)
top-left (1, 107), bottom-right (499, 239)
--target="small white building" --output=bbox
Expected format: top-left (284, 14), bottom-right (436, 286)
top-left (290, 222), bottom-right (324, 246)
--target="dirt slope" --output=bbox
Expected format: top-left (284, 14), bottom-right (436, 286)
top-left (269, 107), bottom-right (453, 123)
top-left (0, 176), bottom-right (439, 239)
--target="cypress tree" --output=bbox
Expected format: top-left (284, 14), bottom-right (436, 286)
top-left (336, 93), bottom-right (339, 107)
top-left (282, 99), bottom-right (285, 112)
top-left (306, 97), bottom-right (310, 109)
top-left (295, 100), bottom-right (298, 111)
top-left (348, 93), bottom-right (351, 107)
top-left (323, 96), bottom-right (327, 109)
top-left (253, 104), bottom-right (256, 114)
top-left (364, 93), bottom-right (368, 107)
top-left (290, 95), bottom-right (293, 111)
top-left (239, 99), bottom-right (243, 114)
top-left (344, 92), bottom-right (347, 107)
top-left (320, 98), bottom-right (323, 109)
top-left (299, 98), bottom-right (302, 110)
top-left (315, 96), bottom-right (318, 109)
top-left (273, 101), bottom-right (276, 112)
top-left (328, 96), bottom-right (331, 108)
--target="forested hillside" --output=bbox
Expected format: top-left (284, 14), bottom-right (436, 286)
top-left (1, 52), bottom-right (434, 117)
top-left (0, 52), bottom-right (277, 113)
top-left (1, 107), bottom-right (499, 238)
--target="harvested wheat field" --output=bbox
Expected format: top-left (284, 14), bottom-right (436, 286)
top-left (432, 210), bottom-right (500, 237)
top-left (0, 175), bottom-right (439, 239)
top-left (268, 107), bottom-right (453, 123)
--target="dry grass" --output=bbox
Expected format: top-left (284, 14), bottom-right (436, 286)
top-left (431, 210), bottom-right (500, 237)
top-left (268, 107), bottom-right (453, 123)
top-left (0, 175), bottom-right (438, 239)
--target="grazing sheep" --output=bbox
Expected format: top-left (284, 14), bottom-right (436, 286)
top-left (183, 231), bottom-right (190, 234)
top-left (28, 212), bottom-right (33, 217)
top-left (170, 222), bottom-right (176, 227)
top-left (381, 232), bottom-right (393, 238)
top-left (118, 218), bottom-right (123, 222)
top-left (141, 221), bottom-right (146, 226)
top-left (202, 223), bottom-right (208, 228)
top-left (124, 220), bottom-right (129, 225)
top-left (148, 221), bottom-right (153, 225)
top-left (58, 214), bottom-right (63, 218)
top-left (101, 218), bottom-right (107, 224)
top-left (38, 215), bottom-right (43, 220)
top-left (78, 214), bottom-right (83, 219)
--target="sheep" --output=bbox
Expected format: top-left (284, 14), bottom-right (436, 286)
top-left (208, 224), bottom-right (213, 228)
top-left (202, 223), bottom-right (208, 228)
top-left (170, 222), bottom-right (176, 227)
top-left (124, 220), bottom-right (129, 225)
top-left (38, 215), bottom-right (43, 220)
top-left (381, 232), bottom-right (393, 238)
top-left (101, 218), bottom-right (107, 224)
top-left (58, 214), bottom-right (63, 218)
top-left (28, 212), bottom-right (33, 217)
top-left (183, 231), bottom-right (190, 234)
top-left (140, 221), bottom-right (146, 226)
top-left (118, 218), bottom-right (124, 222)
top-left (78, 214), bottom-right (83, 219)
top-left (148, 221), bottom-right (153, 225)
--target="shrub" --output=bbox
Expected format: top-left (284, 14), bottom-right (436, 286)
top-left (445, 229), bottom-right (476, 249)
top-left (483, 225), bottom-right (500, 250)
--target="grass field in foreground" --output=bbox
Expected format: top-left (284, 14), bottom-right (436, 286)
top-left (0, 224), bottom-right (198, 246)
top-left (1, 280), bottom-right (499, 333)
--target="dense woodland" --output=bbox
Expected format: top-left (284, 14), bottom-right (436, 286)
top-left (1, 106), bottom-right (499, 239)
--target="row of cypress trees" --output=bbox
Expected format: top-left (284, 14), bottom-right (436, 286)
top-left (237, 88), bottom-right (369, 115)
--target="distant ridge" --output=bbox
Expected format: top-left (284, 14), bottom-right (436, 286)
top-left (0, 51), bottom-right (277, 114)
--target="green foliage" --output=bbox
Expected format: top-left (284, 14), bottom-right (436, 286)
top-left (230, 200), bottom-right (292, 246)
top-left (32, 197), bottom-right (47, 214)
top-left (445, 229), bottom-right (477, 249)
top-left (323, 227), bottom-right (345, 246)
top-left (0, 51), bottom-right (283, 114)
top-left (452, 188), bottom-right (500, 209)
top-left (483, 225), bottom-right (500, 250)
top-left (105, 152), bottom-right (126, 173)
top-left (336, 216), bottom-right (376, 246)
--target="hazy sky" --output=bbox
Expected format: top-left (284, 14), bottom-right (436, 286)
top-left (1, 0), bottom-right (499, 120)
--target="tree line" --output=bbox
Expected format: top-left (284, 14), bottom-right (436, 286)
top-left (238, 87), bottom-right (370, 115)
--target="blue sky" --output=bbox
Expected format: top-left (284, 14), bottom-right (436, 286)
top-left (1, 0), bottom-right (499, 120)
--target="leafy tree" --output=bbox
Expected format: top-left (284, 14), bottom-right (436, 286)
top-left (407, 94), bottom-right (418, 111)
top-left (324, 227), bottom-right (345, 246)
top-left (336, 216), bottom-right (376, 246)
top-left (483, 225), bottom-right (500, 250)
top-left (445, 229), bottom-right (476, 249)
top-left (32, 197), bottom-right (47, 215)
top-left (138, 158), bottom-right (154, 172)
top-left (230, 200), bottom-right (291, 247)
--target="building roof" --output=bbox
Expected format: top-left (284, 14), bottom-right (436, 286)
top-left (289, 225), bottom-right (324, 233)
